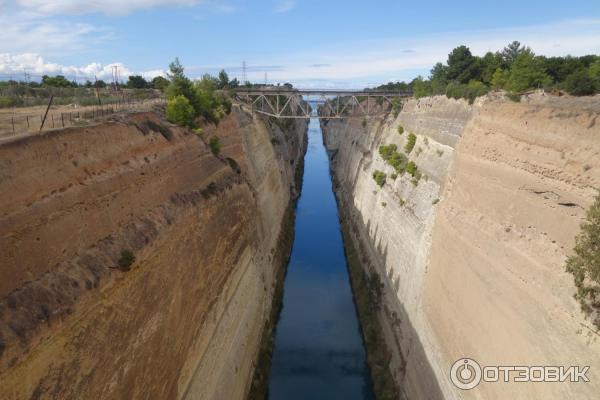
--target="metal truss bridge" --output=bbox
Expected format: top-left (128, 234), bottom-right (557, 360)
top-left (234, 88), bottom-right (412, 119)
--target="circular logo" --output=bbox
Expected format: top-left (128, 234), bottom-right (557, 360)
top-left (450, 358), bottom-right (482, 390)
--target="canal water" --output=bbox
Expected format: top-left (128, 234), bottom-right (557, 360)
top-left (267, 118), bottom-right (374, 399)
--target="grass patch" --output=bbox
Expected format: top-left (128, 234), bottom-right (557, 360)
top-left (397, 125), bottom-right (404, 135)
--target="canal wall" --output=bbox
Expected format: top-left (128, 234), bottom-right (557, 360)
top-left (0, 107), bottom-right (307, 399)
top-left (322, 92), bottom-right (600, 399)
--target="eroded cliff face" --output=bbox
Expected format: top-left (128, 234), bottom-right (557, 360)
top-left (0, 106), bottom-right (307, 400)
top-left (322, 93), bottom-right (600, 400)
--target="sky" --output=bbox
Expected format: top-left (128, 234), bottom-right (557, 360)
top-left (1, 0), bottom-right (600, 88)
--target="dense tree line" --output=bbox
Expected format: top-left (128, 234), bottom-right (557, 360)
top-left (373, 41), bottom-right (600, 103)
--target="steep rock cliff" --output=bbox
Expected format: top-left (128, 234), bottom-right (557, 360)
top-left (0, 106), bottom-right (307, 400)
top-left (322, 93), bottom-right (600, 400)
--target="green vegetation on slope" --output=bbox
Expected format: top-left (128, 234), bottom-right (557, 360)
top-left (372, 170), bottom-right (387, 187)
top-left (404, 133), bottom-right (416, 154)
top-left (372, 41), bottom-right (600, 103)
top-left (566, 193), bottom-right (600, 328)
top-left (165, 58), bottom-right (232, 127)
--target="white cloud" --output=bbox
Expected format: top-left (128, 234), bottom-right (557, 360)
top-left (0, 11), bottom-right (109, 56)
top-left (245, 19), bottom-right (600, 88)
top-left (0, 53), bottom-right (166, 82)
top-left (15, 0), bottom-right (201, 16)
top-left (274, 0), bottom-right (296, 14)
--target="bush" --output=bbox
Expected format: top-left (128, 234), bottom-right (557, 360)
top-left (564, 69), bottom-right (596, 96)
top-left (166, 95), bottom-right (195, 127)
top-left (379, 144), bottom-right (398, 161)
top-left (445, 80), bottom-right (489, 104)
top-left (372, 170), bottom-right (386, 187)
top-left (388, 152), bottom-right (408, 174)
top-left (118, 250), bottom-right (135, 271)
top-left (406, 161), bottom-right (418, 177)
top-left (566, 193), bottom-right (600, 328)
top-left (209, 136), bottom-right (221, 155)
top-left (379, 143), bottom-right (408, 174)
top-left (193, 127), bottom-right (204, 137)
top-left (397, 125), bottom-right (404, 135)
top-left (404, 133), bottom-right (417, 154)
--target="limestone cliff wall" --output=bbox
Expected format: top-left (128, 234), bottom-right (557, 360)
top-left (322, 93), bottom-right (600, 400)
top-left (0, 106), bottom-right (307, 400)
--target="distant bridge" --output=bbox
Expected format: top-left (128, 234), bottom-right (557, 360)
top-left (233, 88), bottom-right (412, 119)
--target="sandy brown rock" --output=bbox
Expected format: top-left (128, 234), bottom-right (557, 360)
top-left (0, 107), bottom-right (307, 400)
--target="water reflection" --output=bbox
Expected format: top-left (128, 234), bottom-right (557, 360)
top-left (267, 119), bottom-right (374, 400)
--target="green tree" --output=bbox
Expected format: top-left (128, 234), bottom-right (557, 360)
top-left (41, 75), bottom-right (74, 87)
top-left (446, 45), bottom-right (480, 84)
top-left (217, 69), bottom-right (230, 89)
top-left (566, 193), bottom-right (600, 328)
top-left (500, 41), bottom-right (532, 67)
top-left (491, 68), bottom-right (510, 90)
top-left (151, 76), bottom-right (170, 91)
top-left (507, 53), bottom-right (552, 92)
top-left (429, 62), bottom-right (448, 94)
top-left (166, 95), bottom-right (195, 127)
top-left (480, 51), bottom-right (503, 84)
top-left (412, 76), bottom-right (432, 98)
top-left (589, 59), bottom-right (600, 88)
top-left (126, 75), bottom-right (148, 89)
top-left (564, 69), bottom-right (595, 96)
top-left (166, 58), bottom-right (196, 106)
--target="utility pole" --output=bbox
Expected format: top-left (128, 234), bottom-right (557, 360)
top-left (242, 60), bottom-right (247, 84)
top-left (264, 72), bottom-right (268, 86)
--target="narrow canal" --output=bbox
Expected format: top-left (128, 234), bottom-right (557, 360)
top-left (267, 118), bottom-right (374, 399)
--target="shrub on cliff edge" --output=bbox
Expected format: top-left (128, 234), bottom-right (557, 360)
top-left (372, 170), bottom-right (386, 187)
top-left (404, 133), bottom-right (417, 154)
top-left (166, 95), bottom-right (195, 127)
top-left (566, 192), bottom-right (600, 328)
top-left (209, 136), bottom-right (221, 155)
top-left (118, 250), bottom-right (135, 272)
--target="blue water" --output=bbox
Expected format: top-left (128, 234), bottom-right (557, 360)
top-left (267, 119), bottom-right (374, 399)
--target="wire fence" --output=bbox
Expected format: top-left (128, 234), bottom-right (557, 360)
top-left (0, 97), bottom-right (166, 138)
